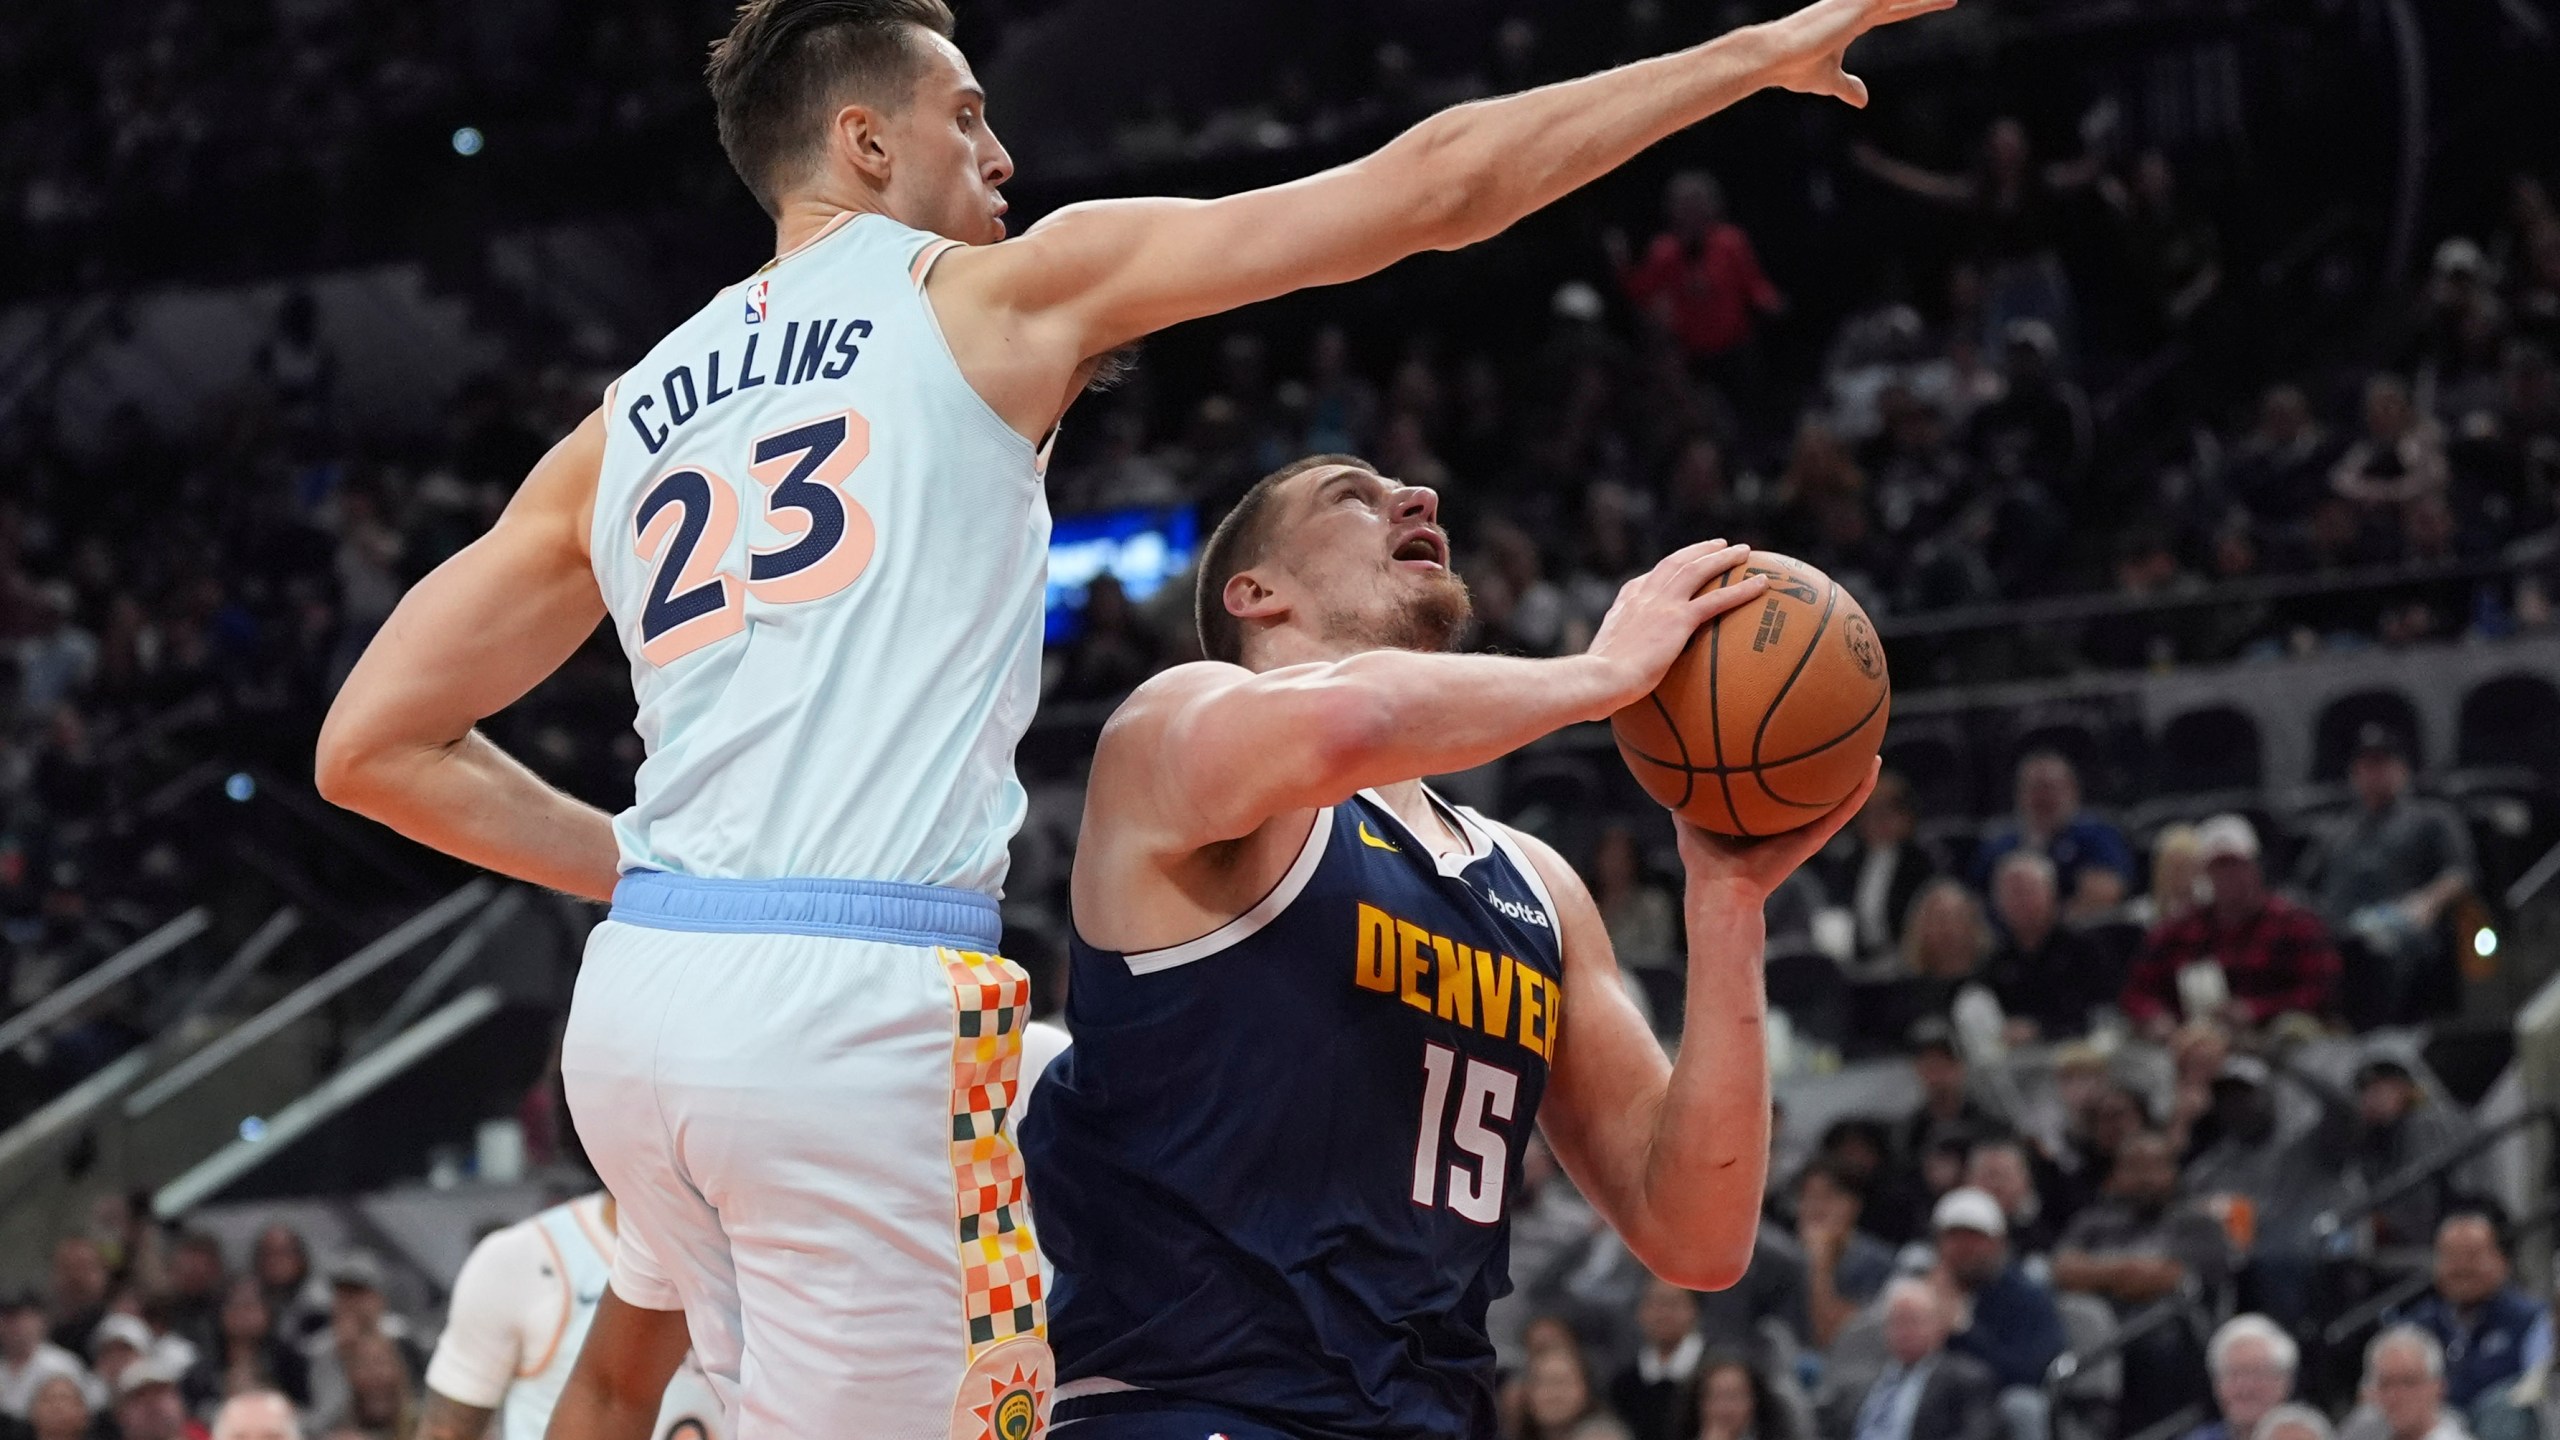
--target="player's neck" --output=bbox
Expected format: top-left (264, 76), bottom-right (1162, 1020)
top-left (772, 191), bottom-right (893, 259)
top-left (1368, 779), bottom-right (1466, 858)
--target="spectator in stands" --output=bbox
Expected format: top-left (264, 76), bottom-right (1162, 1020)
top-left (1964, 1138), bottom-right (2062, 1261)
top-left (297, 1255), bottom-right (415, 1432)
top-left (2054, 1128), bottom-right (2230, 1311)
top-left (2390, 1213), bottom-right (2551, 1413)
top-left (2332, 376), bottom-right (2450, 512)
top-left (2184, 1314), bottom-right (2300, 1440)
top-left (162, 1233), bottom-right (226, 1360)
top-left (1982, 851), bottom-right (2116, 1041)
top-left (1593, 822), bottom-right (1679, 979)
top-left (1873, 886), bottom-right (1992, 1050)
top-left (210, 1389), bottom-right (302, 1440)
top-left (2349, 1056), bottom-right (2477, 1249)
top-left (319, 1334), bottom-right (412, 1440)
top-left (1820, 772), bottom-right (1943, 965)
top-left (2054, 1130), bottom-right (2230, 1433)
top-left (45, 1239), bottom-right (108, 1359)
top-left (1850, 118), bottom-right (2088, 357)
top-left (1, 1292), bottom-right (90, 1421)
top-left (2230, 385), bottom-right (2340, 525)
top-left (1797, 1159), bottom-right (1897, 1350)
top-left (1974, 753), bottom-right (2134, 922)
top-left (1609, 1280), bottom-right (1704, 1440)
top-left (201, 1277), bottom-right (308, 1408)
top-left (1929, 1186), bottom-right (2068, 1435)
top-left (2130, 825), bottom-right (2205, 932)
top-left (2121, 815), bottom-right (2342, 1036)
top-left (2262, 1405), bottom-right (2341, 1440)
top-left (90, 1314), bottom-right (155, 1400)
top-left (2347, 1326), bottom-right (2469, 1440)
top-left (1818, 1120), bottom-right (1931, 1248)
top-left (1608, 170), bottom-right (1784, 385)
top-left (1898, 1019), bottom-right (1993, 1166)
top-left (249, 1229), bottom-right (317, 1344)
top-left (2296, 725), bottom-right (2475, 1029)
top-left (1051, 574), bottom-right (1167, 702)
top-left (1840, 1277), bottom-right (2001, 1440)
top-left (112, 1356), bottom-right (203, 1440)
top-left (1513, 1340), bottom-right (1631, 1440)
top-left (2183, 1056), bottom-right (2350, 1327)
top-left (1690, 1350), bottom-right (1801, 1440)
top-left (24, 1373), bottom-right (92, 1440)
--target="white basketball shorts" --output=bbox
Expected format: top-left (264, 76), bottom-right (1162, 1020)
top-left (562, 873), bottom-right (1053, 1440)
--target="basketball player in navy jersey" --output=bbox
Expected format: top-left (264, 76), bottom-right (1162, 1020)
top-left (1020, 456), bottom-right (1877, 1439)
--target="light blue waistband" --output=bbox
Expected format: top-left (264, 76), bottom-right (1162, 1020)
top-left (609, 871), bottom-right (1002, 951)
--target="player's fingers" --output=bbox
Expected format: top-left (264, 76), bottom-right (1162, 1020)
top-left (1832, 70), bottom-right (1870, 108)
top-left (1676, 542), bottom-right (1753, 589)
top-left (1657, 538), bottom-right (1736, 575)
top-left (1689, 571), bottom-right (1770, 620)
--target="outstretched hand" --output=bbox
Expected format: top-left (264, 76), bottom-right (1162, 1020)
top-left (1675, 759), bottom-right (1880, 901)
top-left (1758, 0), bottom-right (1960, 109)
top-left (1583, 540), bottom-right (1768, 719)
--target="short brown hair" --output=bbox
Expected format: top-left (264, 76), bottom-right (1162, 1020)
top-left (707, 0), bottom-right (957, 215)
top-left (1194, 454), bottom-right (1374, 665)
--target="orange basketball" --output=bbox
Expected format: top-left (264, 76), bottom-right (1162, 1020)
top-left (1610, 552), bottom-right (1891, 837)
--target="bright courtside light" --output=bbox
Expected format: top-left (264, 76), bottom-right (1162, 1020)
top-left (240, 1116), bottom-right (268, 1142)
top-left (2475, 929), bottom-right (2499, 959)
top-left (225, 772), bottom-right (256, 802)
top-left (452, 126), bottom-right (485, 156)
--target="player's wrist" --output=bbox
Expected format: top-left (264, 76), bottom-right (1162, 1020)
top-left (1570, 651), bottom-right (1651, 722)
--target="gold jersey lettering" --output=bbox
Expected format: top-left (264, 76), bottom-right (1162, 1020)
top-left (1541, 972), bottom-right (1563, 1060)
top-left (1435, 942), bottom-right (1476, 1028)
top-left (1355, 904), bottom-right (1396, 993)
top-left (1517, 966), bottom-right (1547, 1055)
top-left (1475, 950), bottom-right (1516, 1040)
top-left (1395, 920), bottom-right (1436, 1014)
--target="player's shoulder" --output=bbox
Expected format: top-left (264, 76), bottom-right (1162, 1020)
top-left (1101, 660), bottom-right (1255, 737)
top-left (1470, 814), bottom-right (1597, 929)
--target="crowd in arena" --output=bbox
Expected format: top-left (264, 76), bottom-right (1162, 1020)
top-left (2, 1204), bottom-right (419, 1440)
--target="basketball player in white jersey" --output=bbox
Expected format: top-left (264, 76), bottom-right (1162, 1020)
top-left (312, 0), bottom-right (1952, 1433)
top-left (419, 1194), bottom-right (722, 1440)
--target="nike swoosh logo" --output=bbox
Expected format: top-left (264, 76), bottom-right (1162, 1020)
top-left (1358, 821), bottom-right (1400, 852)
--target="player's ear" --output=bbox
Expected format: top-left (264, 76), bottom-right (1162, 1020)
top-left (832, 102), bottom-right (896, 186)
top-left (1224, 569), bottom-right (1287, 624)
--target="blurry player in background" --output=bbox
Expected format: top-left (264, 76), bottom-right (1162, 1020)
top-left (1022, 459), bottom-right (1875, 1437)
top-left (420, 1194), bottom-right (720, 1440)
top-left (313, 0), bottom-right (1952, 1433)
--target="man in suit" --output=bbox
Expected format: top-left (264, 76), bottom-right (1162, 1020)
top-left (1820, 770), bottom-right (1942, 963)
top-left (1840, 1277), bottom-right (2001, 1440)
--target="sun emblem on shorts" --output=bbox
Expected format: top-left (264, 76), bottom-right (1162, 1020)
top-left (953, 1337), bottom-right (1052, 1440)
top-left (967, 1365), bottom-right (1045, 1440)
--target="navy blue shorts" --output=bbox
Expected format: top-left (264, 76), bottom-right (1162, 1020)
top-left (1051, 1393), bottom-right (1298, 1440)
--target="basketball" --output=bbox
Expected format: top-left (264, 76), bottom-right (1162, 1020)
top-left (1611, 552), bottom-right (1892, 837)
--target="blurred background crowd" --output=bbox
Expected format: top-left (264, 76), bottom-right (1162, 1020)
top-left (4, 0), bottom-right (2560, 1437)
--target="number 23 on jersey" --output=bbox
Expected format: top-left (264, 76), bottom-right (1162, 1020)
top-left (631, 409), bottom-right (876, 666)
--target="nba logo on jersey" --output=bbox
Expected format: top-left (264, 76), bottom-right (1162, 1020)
top-left (743, 279), bottom-right (770, 325)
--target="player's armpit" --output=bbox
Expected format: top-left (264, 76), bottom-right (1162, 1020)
top-left (418, 1392), bottom-right (498, 1440)
top-left (315, 409), bottom-right (622, 901)
top-left (548, 1291), bottom-right (691, 1440)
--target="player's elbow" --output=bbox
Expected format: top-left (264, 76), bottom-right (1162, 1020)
top-left (312, 705), bottom-right (399, 817)
top-left (1631, 1216), bottom-right (1758, 1293)
top-left (1387, 116), bottom-right (1507, 252)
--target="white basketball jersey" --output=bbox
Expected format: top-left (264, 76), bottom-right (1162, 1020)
top-left (592, 212), bottom-right (1049, 894)
top-left (495, 1198), bottom-right (723, 1440)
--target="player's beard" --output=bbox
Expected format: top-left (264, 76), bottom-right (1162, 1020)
top-left (1326, 569), bottom-right (1474, 655)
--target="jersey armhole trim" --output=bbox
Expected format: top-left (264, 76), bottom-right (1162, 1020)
top-left (521, 1224), bottom-right (573, 1380)
top-left (904, 236), bottom-right (1044, 463)
top-left (1477, 816), bottom-right (1564, 934)
top-left (1121, 808), bottom-right (1333, 976)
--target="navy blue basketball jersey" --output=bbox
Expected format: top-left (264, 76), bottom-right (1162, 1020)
top-left (1019, 788), bottom-right (1570, 1440)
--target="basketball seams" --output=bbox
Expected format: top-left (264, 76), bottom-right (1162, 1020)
top-left (1749, 691), bottom-right (1890, 809)
top-left (1645, 691), bottom-right (1698, 810)
top-left (1704, 570), bottom-right (1745, 835)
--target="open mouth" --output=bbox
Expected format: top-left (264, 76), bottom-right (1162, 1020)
top-left (1392, 529), bottom-right (1448, 568)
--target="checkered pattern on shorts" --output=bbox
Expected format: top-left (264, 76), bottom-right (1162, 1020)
top-left (942, 949), bottom-right (1045, 1353)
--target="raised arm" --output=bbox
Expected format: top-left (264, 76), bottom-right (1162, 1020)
top-left (1531, 767), bottom-right (1875, 1290)
top-left (314, 411), bottom-right (621, 901)
top-left (937, 0), bottom-right (1953, 398)
top-left (1089, 542), bottom-right (1766, 858)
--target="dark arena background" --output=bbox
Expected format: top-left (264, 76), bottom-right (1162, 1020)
top-left (4, 1), bottom-right (2560, 1437)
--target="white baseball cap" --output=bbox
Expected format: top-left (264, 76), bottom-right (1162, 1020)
top-left (1933, 1186), bottom-right (2008, 1238)
top-left (2195, 814), bottom-right (2261, 865)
